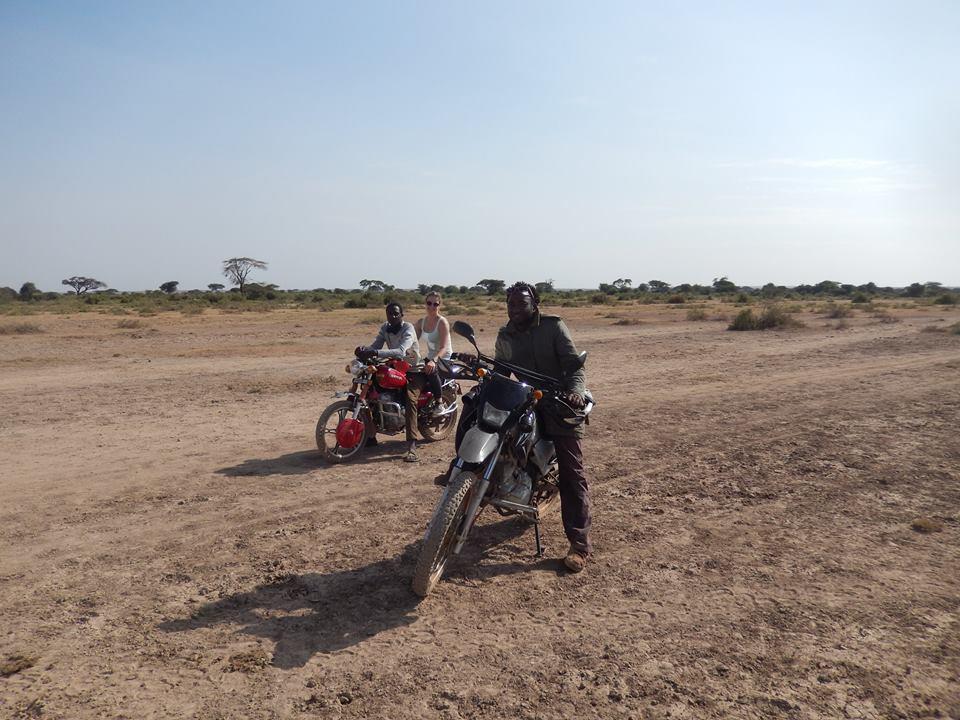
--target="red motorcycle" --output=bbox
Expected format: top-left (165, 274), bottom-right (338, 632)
top-left (316, 357), bottom-right (463, 463)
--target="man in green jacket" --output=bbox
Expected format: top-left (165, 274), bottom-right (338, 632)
top-left (494, 282), bottom-right (592, 572)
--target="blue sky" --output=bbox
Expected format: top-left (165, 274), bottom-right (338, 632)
top-left (1, 1), bottom-right (958, 291)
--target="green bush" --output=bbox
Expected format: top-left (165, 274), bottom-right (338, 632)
top-left (933, 293), bottom-right (957, 305)
top-left (728, 305), bottom-right (803, 331)
top-left (851, 292), bottom-right (871, 304)
top-left (344, 298), bottom-right (368, 309)
top-left (667, 294), bottom-right (686, 304)
top-left (729, 309), bottom-right (758, 330)
top-left (686, 307), bottom-right (708, 321)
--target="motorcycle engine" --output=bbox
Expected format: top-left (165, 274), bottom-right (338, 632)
top-left (373, 390), bottom-right (405, 432)
top-left (377, 389), bottom-right (399, 406)
top-left (495, 462), bottom-right (534, 506)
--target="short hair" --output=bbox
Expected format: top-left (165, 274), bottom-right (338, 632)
top-left (385, 301), bottom-right (403, 315)
top-left (506, 281), bottom-right (540, 305)
top-left (425, 291), bottom-right (441, 301)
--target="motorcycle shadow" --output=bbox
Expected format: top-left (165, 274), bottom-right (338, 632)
top-left (444, 517), bottom-right (565, 583)
top-left (157, 523), bottom-right (562, 667)
top-left (215, 444), bottom-right (410, 477)
top-left (158, 544), bottom-right (422, 668)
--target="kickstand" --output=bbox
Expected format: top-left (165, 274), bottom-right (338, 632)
top-left (534, 521), bottom-right (545, 558)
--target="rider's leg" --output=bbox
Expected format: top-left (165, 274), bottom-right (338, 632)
top-left (553, 435), bottom-right (592, 557)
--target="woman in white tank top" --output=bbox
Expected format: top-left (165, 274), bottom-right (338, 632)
top-left (414, 291), bottom-right (453, 406)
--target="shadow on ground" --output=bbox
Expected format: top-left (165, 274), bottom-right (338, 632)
top-left (159, 519), bottom-right (552, 667)
top-left (215, 443), bottom-right (410, 477)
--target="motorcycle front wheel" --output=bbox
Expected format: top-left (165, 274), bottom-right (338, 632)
top-left (418, 386), bottom-right (460, 441)
top-left (316, 400), bottom-right (368, 464)
top-left (412, 471), bottom-right (477, 597)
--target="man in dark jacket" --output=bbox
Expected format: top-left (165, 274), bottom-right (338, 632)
top-left (494, 282), bottom-right (592, 572)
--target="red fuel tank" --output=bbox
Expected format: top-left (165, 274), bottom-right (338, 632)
top-left (376, 363), bottom-right (408, 389)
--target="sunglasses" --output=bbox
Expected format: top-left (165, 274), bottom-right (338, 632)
top-left (425, 301), bottom-right (440, 307)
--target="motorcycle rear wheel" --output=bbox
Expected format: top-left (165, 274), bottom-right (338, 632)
top-left (316, 400), bottom-right (368, 464)
top-left (412, 471), bottom-right (477, 597)
top-left (418, 386), bottom-right (460, 441)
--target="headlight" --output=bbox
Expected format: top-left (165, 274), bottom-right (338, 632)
top-left (480, 404), bottom-right (510, 428)
top-left (348, 359), bottom-right (366, 375)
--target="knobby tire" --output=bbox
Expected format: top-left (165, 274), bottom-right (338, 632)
top-left (412, 471), bottom-right (477, 597)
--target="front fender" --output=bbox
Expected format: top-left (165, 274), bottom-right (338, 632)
top-left (458, 426), bottom-right (499, 464)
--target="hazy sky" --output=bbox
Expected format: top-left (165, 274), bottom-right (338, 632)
top-left (2, 1), bottom-right (958, 291)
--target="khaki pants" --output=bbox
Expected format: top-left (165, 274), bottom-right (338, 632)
top-left (404, 373), bottom-right (426, 442)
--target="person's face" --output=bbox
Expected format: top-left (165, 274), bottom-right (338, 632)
top-left (425, 296), bottom-right (440, 314)
top-left (386, 305), bottom-right (403, 329)
top-left (507, 289), bottom-right (537, 326)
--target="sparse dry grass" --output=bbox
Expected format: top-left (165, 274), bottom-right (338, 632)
top-left (823, 303), bottom-right (854, 318)
top-left (0, 322), bottom-right (44, 335)
top-left (871, 310), bottom-right (899, 324)
top-left (116, 319), bottom-right (146, 329)
top-left (911, 517), bottom-right (944, 533)
top-left (0, 653), bottom-right (35, 677)
top-left (686, 307), bottom-right (708, 321)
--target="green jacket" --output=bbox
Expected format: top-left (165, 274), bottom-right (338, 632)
top-left (494, 311), bottom-right (586, 438)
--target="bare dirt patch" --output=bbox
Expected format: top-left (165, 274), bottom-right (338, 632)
top-left (1, 305), bottom-right (958, 719)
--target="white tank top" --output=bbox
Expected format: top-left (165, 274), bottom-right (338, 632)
top-left (420, 316), bottom-right (452, 360)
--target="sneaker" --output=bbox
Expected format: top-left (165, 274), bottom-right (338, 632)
top-left (563, 547), bottom-right (587, 573)
top-left (404, 450), bottom-right (419, 463)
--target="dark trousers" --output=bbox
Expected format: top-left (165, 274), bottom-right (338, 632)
top-left (404, 373), bottom-right (426, 443)
top-left (554, 435), bottom-right (592, 555)
top-left (424, 370), bottom-right (442, 404)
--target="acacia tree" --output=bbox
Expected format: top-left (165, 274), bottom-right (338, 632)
top-left (359, 279), bottom-right (388, 292)
top-left (207, 283), bottom-right (224, 292)
top-left (160, 281), bottom-right (179, 294)
top-left (476, 279), bottom-right (505, 295)
top-left (62, 276), bottom-right (106, 295)
top-left (222, 257), bottom-right (267, 295)
top-left (712, 276), bottom-right (737, 293)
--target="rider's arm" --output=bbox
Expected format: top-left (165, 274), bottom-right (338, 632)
top-left (553, 320), bottom-right (585, 395)
top-left (436, 317), bottom-right (450, 360)
top-left (375, 323), bottom-right (417, 360)
top-left (369, 325), bottom-right (388, 352)
top-left (493, 330), bottom-right (515, 378)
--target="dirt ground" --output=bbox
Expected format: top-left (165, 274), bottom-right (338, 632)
top-left (1, 302), bottom-right (958, 719)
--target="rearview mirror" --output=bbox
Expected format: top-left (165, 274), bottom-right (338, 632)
top-left (452, 320), bottom-right (475, 340)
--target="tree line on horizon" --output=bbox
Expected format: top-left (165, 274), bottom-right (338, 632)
top-left (3, 256), bottom-right (957, 308)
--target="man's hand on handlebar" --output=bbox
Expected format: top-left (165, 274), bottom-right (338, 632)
top-left (354, 346), bottom-right (378, 362)
top-left (562, 391), bottom-right (587, 410)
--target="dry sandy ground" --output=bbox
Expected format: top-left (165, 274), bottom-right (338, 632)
top-left (1, 303), bottom-right (958, 720)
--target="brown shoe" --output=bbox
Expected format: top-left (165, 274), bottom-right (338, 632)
top-left (563, 547), bottom-right (587, 573)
